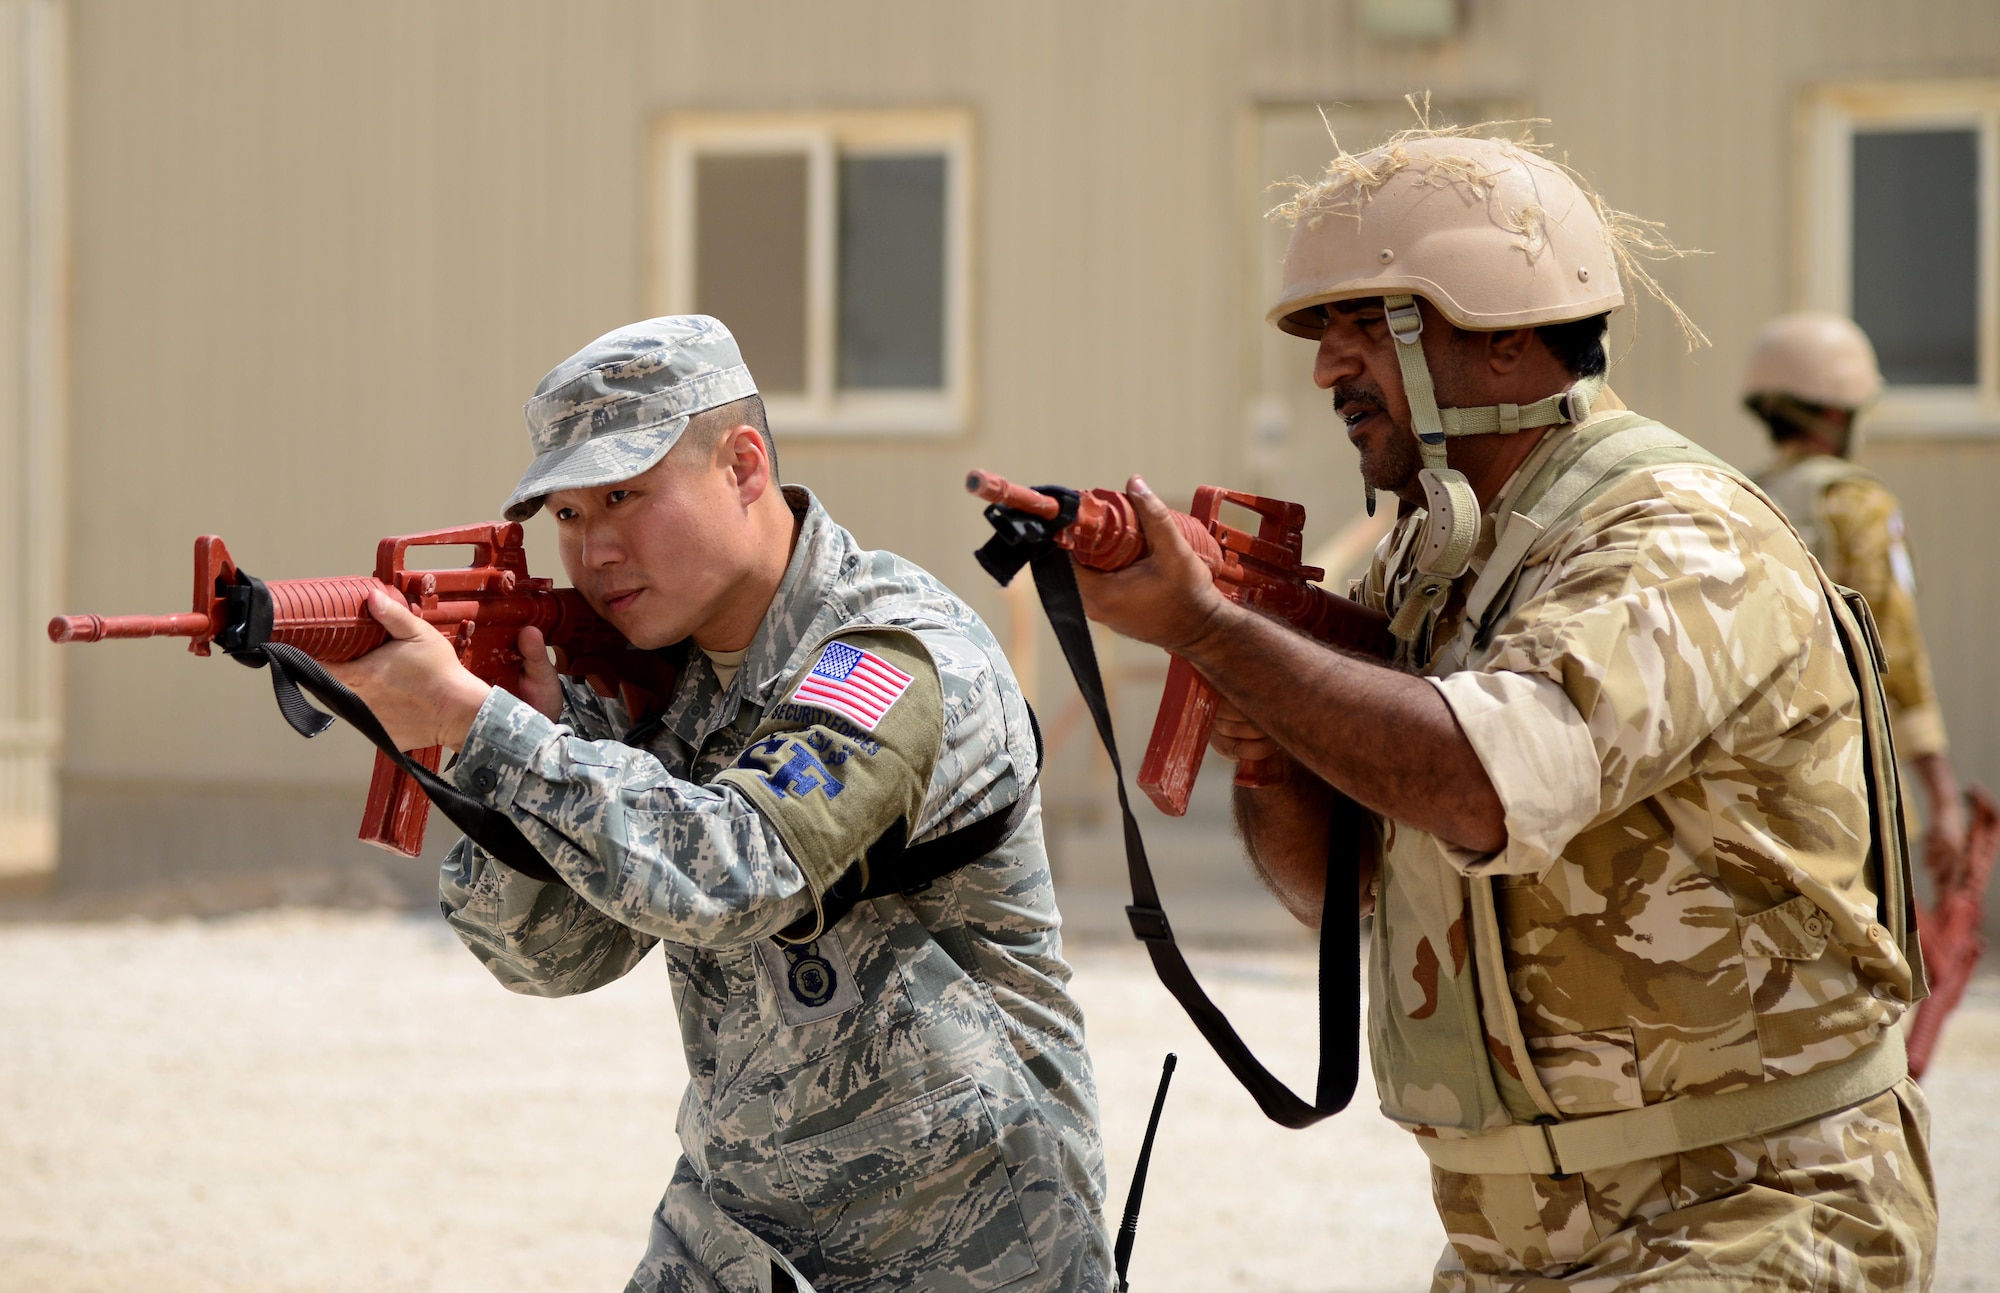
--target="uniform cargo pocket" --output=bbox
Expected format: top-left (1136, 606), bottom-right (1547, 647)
top-left (1737, 894), bottom-right (1833, 961)
top-left (779, 1076), bottom-right (1038, 1292)
top-left (1524, 1026), bottom-right (1644, 1115)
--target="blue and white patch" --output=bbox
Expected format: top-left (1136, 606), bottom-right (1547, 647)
top-left (737, 734), bottom-right (847, 802)
top-left (755, 933), bottom-right (863, 1026)
top-left (1888, 510), bottom-right (1917, 597)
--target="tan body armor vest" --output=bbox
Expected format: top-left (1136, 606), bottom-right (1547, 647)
top-left (1367, 414), bottom-right (1924, 1177)
top-left (1754, 453), bottom-right (1879, 571)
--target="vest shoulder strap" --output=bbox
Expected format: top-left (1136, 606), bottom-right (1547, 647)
top-left (1754, 455), bottom-right (1879, 568)
top-left (1755, 453), bottom-right (1879, 497)
top-left (1463, 414), bottom-right (1713, 632)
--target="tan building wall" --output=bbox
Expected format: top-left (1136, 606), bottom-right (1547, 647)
top-left (42, 0), bottom-right (2000, 894)
top-left (0, 0), bottom-right (65, 894)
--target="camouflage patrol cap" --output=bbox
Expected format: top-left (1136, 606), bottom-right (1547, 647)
top-left (503, 314), bottom-right (759, 521)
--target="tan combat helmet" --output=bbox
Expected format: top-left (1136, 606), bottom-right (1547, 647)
top-left (1267, 132), bottom-right (1645, 641)
top-left (1269, 135), bottom-right (1624, 335)
top-left (1741, 311), bottom-right (1882, 454)
top-left (1742, 311), bottom-right (1882, 410)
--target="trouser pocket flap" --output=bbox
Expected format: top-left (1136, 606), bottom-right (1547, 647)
top-left (780, 1076), bottom-right (1038, 1291)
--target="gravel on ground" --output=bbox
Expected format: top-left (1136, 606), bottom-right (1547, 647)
top-left (2, 911), bottom-right (1994, 1292)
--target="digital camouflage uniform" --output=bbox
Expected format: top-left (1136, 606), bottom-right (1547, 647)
top-left (440, 311), bottom-right (1110, 1293)
top-left (1352, 405), bottom-right (1936, 1291)
top-left (1757, 444), bottom-right (1948, 760)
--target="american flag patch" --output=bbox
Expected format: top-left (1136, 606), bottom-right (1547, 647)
top-left (791, 641), bottom-right (912, 731)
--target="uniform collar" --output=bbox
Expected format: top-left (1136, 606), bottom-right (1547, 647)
top-left (742, 485), bottom-right (845, 705)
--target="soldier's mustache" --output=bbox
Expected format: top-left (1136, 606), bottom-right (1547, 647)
top-left (1332, 383), bottom-right (1388, 419)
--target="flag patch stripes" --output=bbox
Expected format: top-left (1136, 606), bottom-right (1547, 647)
top-left (791, 641), bottom-right (912, 731)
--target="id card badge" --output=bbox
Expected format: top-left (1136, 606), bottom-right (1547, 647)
top-left (756, 931), bottom-right (863, 1026)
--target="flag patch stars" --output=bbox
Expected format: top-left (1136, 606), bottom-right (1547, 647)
top-left (791, 641), bottom-right (912, 732)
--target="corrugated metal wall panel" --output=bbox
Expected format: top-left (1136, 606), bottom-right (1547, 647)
top-left (49, 0), bottom-right (2000, 884)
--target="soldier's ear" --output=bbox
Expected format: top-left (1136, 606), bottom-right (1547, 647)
top-left (724, 424), bottom-right (772, 502)
top-left (1485, 327), bottom-right (1536, 374)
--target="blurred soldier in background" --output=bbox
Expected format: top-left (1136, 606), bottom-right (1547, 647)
top-left (1076, 130), bottom-right (1935, 1290)
top-left (1745, 312), bottom-right (1965, 860)
top-left (1745, 310), bottom-right (1997, 1078)
top-left (328, 316), bottom-right (1111, 1293)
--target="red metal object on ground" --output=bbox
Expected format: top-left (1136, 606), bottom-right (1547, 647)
top-left (50, 523), bottom-right (677, 858)
top-left (1908, 785), bottom-right (2000, 1078)
top-left (967, 471), bottom-right (1393, 816)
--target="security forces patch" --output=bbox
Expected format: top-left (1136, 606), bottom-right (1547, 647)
top-left (755, 932), bottom-right (863, 1026)
top-left (744, 740), bottom-right (852, 800)
top-left (713, 629), bottom-right (944, 918)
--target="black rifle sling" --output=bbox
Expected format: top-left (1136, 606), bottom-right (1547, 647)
top-left (1026, 545), bottom-right (1361, 1128)
top-left (231, 638), bottom-right (566, 884)
top-left (225, 575), bottom-right (1041, 908)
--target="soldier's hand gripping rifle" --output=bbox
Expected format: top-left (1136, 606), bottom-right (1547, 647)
top-left (970, 470), bottom-right (1388, 1132)
top-left (50, 522), bottom-right (676, 857)
top-left (966, 471), bottom-right (1393, 815)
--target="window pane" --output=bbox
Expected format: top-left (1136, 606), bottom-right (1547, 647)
top-left (695, 153), bottom-right (809, 394)
top-left (1852, 128), bottom-right (1980, 387)
top-left (838, 155), bottom-right (947, 389)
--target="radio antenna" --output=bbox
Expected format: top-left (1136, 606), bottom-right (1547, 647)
top-left (1114, 1052), bottom-right (1177, 1291)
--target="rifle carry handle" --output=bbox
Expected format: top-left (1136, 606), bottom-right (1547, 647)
top-left (354, 523), bottom-right (542, 859)
top-left (1138, 485), bottom-right (1318, 816)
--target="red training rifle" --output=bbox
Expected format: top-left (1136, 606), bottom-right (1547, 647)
top-left (966, 471), bottom-right (1393, 816)
top-left (49, 522), bottom-right (676, 857)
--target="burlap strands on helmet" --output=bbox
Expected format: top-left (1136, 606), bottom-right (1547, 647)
top-left (1268, 94), bottom-right (1710, 349)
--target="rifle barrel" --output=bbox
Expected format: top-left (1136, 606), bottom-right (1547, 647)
top-left (48, 613), bottom-right (211, 643)
top-left (965, 470), bottom-right (1061, 520)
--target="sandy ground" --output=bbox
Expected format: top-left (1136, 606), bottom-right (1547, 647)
top-left (2, 911), bottom-right (1996, 1292)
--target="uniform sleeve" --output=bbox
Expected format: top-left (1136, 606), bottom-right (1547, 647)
top-left (1431, 466), bottom-right (1832, 877)
top-left (440, 832), bottom-right (663, 996)
top-left (1822, 478), bottom-right (1947, 757)
top-left (439, 676), bottom-right (670, 996)
top-left (439, 677), bottom-right (817, 962)
top-left (712, 630), bottom-right (945, 941)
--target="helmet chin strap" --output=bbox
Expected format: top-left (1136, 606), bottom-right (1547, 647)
top-left (1380, 294), bottom-right (1605, 644)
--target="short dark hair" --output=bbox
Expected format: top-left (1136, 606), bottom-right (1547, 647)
top-left (681, 394), bottom-right (778, 481)
top-left (1745, 392), bottom-right (1830, 444)
top-left (1536, 313), bottom-right (1609, 379)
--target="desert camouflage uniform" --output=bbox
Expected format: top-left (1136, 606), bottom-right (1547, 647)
top-left (1428, 1080), bottom-right (1933, 1291)
top-left (1757, 444), bottom-right (1948, 759)
top-left (1351, 407), bottom-right (1935, 1290)
top-left (440, 486), bottom-right (1113, 1293)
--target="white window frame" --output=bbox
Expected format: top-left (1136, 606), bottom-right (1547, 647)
top-left (651, 109), bottom-right (974, 436)
top-left (1801, 81), bottom-right (2000, 436)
